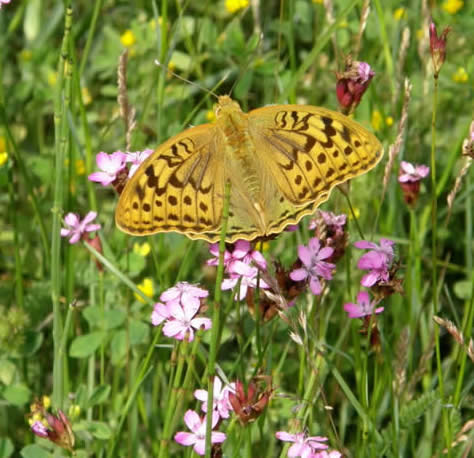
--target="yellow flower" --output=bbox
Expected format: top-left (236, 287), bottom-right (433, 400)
top-left (312, 0), bottom-right (323, 3)
top-left (393, 8), bottom-right (406, 20)
top-left (120, 29), bottom-right (136, 47)
top-left (133, 242), bottom-right (151, 256)
top-left (75, 159), bottom-right (86, 176)
top-left (135, 278), bottom-right (154, 303)
top-left (0, 136), bottom-right (7, 166)
top-left (149, 17), bottom-right (163, 29)
top-left (20, 49), bottom-right (33, 61)
top-left (48, 70), bottom-right (57, 87)
top-left (166, 60), bottom-right (176, 79)
top-left (225, 0), bottom-right (249, 14)
top-left (442, 0), bottom-right (463, 14)
top-left (68, 404), bottom-right (81, 419)
top-left (206, 110), bottom-right (216, 123)
top-left (42, 396), bottom-right (51, 409)
top-left (452, 67), bottom-right (468, 83)
top-left (385, 116), bottom-right (394, 127)
top-left (371, 110), bottom-right (383, 131)
top-left (347, 207), bottom-right (360, 220)
top-left (0, 152), bottom-right (8, 167)
top-left (81, 87), bottom-right (92, 106)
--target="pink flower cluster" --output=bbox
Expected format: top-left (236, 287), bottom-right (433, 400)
top-left (174, 376), bottom-right (234, 455)
top-left (276, 431), bottom-right (341, 457)
top-left (290, 238), bottom-right (335, 295)
top-left (207, 240), bottom-right (269, 300)
top-left (343, 238), bottom-right (395, 319)
top-left (151, 282), bottom-right (211, 342)
top-left (88, 149), bottom-right (153, 186)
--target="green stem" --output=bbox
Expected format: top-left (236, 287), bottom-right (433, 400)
top-left (51, 3), bottom-right (72, 408)
top-left (205, 181), bottom-right (231, 458)
top-left (78, 0), bottom-right (103, 78)
top-left (430, 76), bottom-right (451, 455)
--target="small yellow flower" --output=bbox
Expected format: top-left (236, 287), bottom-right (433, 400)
top-left (347, 207), bottom-right (360, 220)
top-left (149, 17), bottom-right (163, 29)
top-left (385, 116), bottom-right (394, 127)
top-left (48, 70), bottom-right (57, 87)
top-left (312, 0), bottom-right (323, 3)
top-left (133, 242), bottom-right (151, 256)
top-left (75, 159), bottom-right (86, 176)
top-left (393, 8), bottom-right (406, 21)
top-left (0, 152), bottom-right (8, 167)
top-left (20, 49), bottom-right (33, 61)
top-left (42, 396), bottom-right (51, 409)
top-left (442, 0), bottom-right (463, 14)
top-left (120, 29), bottom-right (136, 47)
top-left (166, 60), bottom-right (176, 79)
top-left (371, 110), bottom-right (383, 131)
top-left (225, 0), bottom-right (249, 14)
top-left (68, 404), bottom-right (81, 419)
top-left (206, 110), bottom-right (216, 123)
top-left (81, 87), bottom-right (92, 106)
top-left (0, 136), bottom-right (7, 167)
top-left (135, 278), bottom-right (154, 303)
top-left (452, 67), bottom-right (468, 83)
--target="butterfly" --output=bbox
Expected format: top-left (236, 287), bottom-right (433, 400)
top-left (115, 96), bottom-right (383, 243)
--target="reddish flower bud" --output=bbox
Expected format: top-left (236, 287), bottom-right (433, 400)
top-left (228, 378), bottom-right (273, 425)
top-left (336, 57), bottom-right (375, 115)
top-left (31, 410), bottom-right (75, 452)
top-left (429, 20), bottom-right (451, 78)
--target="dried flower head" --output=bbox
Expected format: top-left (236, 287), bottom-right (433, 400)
top-left (429, 20), bottom-right (451, 78)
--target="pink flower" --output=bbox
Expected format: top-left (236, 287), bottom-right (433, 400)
top-left (354, 239), bottom-right (395, 287)
top-left (207, 240), bottom-right (267, 271)
top-left (194, 377), bottom-right (235, 419)
top-left (311, 451), bottom-right (342, 458)
top-left (336, 58), bottom-right (375, 113)
top-left (290, 238), bottom-right (335, 295)
top-left (124, 149), bottom-right (153, 177)
top-left (344, 291), bottom-right (384, 318)
top-left (221, 264), bottom-right (269, 300)
top-left (150, 302), bottom-right (171, 326)
top-left (398, 161), bottom-right (430, 183)
top-left (31, 421), bottom-right (49, 438)
top-left (60, 211), bottom-right (101, 244)
top-left (161, 297), bottom-right (211, 342)
top-left (174, 410), bottom-right (226, 456)
top-left (31, 410), bottom-right (75, 452)
top-left (0, 0), bottom-right (11, 8)
top-left (310, 210), bottom-right (347, 232)
top-left (88, 151), bottom-right (127, 186)
top-left (275, 431), bottom-right (328, 457)
top-left (160, 282), bottom-right (209, 309)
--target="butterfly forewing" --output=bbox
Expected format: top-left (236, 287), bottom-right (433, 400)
top-left (115, 124), bottom-right (225, 238)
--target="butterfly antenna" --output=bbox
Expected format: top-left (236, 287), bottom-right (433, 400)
top-left (154, 60), bottom-right (219, 100)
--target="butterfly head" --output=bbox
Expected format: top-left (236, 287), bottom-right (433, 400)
top-left (214, 95), bottom-right (242, 119)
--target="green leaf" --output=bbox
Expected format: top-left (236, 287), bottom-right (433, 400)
top-left (20, 445), bottom-right (52, 458)
top-left (75, 420), bottom-right (112, 440)
top-left (110, 330), bottom-right (127, 366)
top-left (2, 383), bottom-right (31, 406)
top-left (87, 384), bottom-right (111, 408)
top-left (130, 320), bottom-right (149, 345)
top-left (83, 306), bottom-right (126, 330)
top-left (454, 280), bottom-right (472, 300)
top-left (0, 359), bottom-right (17, 385)
top-left (0, 437), bottom-right (14, 458)
top-left (69, 332), bottom-right (106, 358)
top-left (24, 0), bottom-right (41, 43)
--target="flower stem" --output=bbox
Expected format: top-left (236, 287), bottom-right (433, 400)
top-left (205, 180), bottom-right (231, 458)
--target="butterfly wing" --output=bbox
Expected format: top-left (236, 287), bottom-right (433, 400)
top-left (115, 124), bottom-right (226, 241)
top-left (247, 104), bottom-right (383, 233)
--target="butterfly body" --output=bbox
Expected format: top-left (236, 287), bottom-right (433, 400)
top-left (116, 96), bottom-right (383, 242)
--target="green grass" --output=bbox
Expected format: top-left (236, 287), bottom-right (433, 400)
top-left (0, 1), bottom-right (473, 457)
